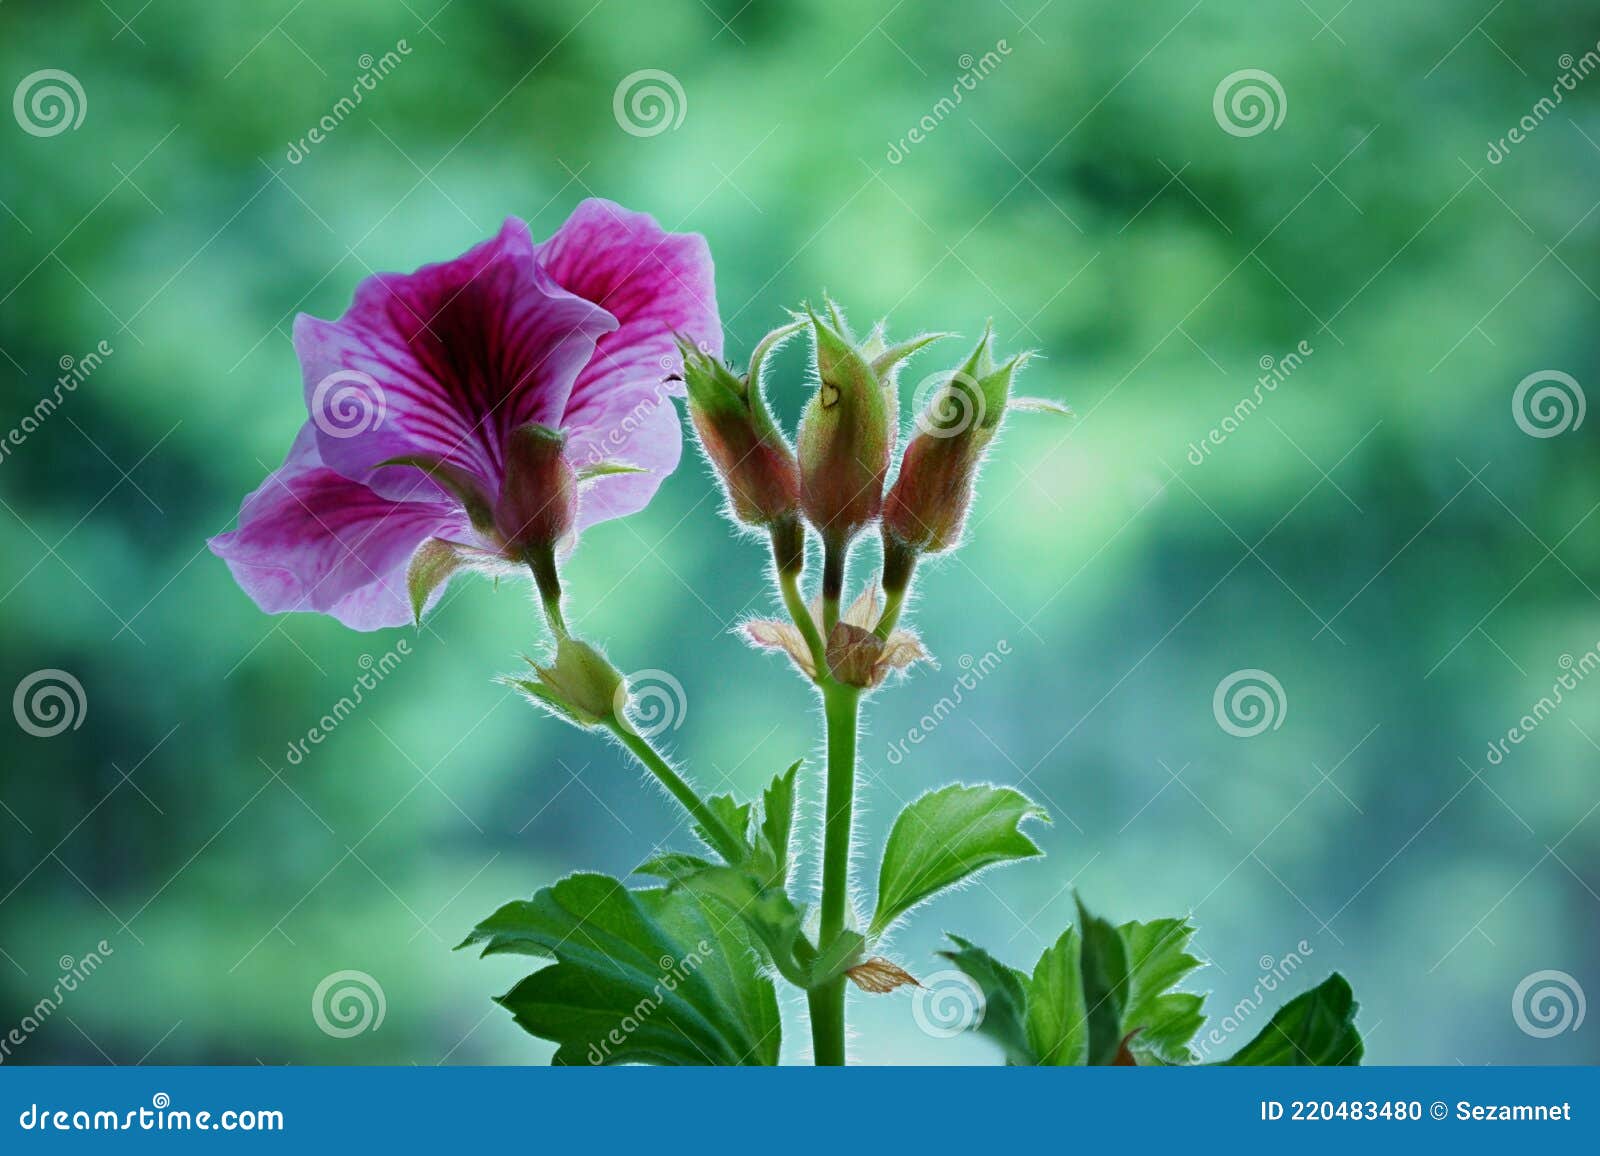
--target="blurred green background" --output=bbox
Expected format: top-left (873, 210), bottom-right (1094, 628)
top-left (3, 0), bottom-right (1598, 1065)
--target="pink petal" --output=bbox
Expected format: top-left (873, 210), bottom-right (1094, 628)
top-left (294, 218), bottom-right (618, 502)
top-left (534, 199), bottom-right (721, 533)
top-left (567, 385), bottom-right (683, 533)
top-left (208, 425), bottom-right (469, 630)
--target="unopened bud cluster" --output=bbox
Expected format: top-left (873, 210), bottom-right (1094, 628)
top-left (687, 298), bottom-right (1064, 684)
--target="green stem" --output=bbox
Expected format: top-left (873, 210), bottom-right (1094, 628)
top-left (605, 719), bottom-right (746, 863)
top-left (776, 568), bottom-right (827, 680)
top-left (874, 585), bottom-right (907, 640)
top-left (821, 532), bottom-right (848, 636)
top-left (808, 980), bottom-right (845, 1068)
top-left (525, 547), bottom-right (568, 638)
top-left (877, 536), bottom-right (917, 639)
top-left (811, 680), bottom-right (861, 1065)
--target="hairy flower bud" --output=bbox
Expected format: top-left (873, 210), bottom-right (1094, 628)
top-left (494, 423), bottom-right (577, 554)
top-left (796, 305), bottom-right (894, 548)
top-left (681, 325), bottom-right (802, 528)
top-left (883, 329), bottom-right (1032, 569)
top-left (510, 637), bottom-right (625, 727)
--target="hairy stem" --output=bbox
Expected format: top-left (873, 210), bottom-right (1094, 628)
top-left (604, 719), bottom-right (746, 863)
top-left (821, 532), bottom-right (848, 636)
top-left (873, 585), bottom-right (908, 640)
top-left (811, 680), bottom-right (861, 1065)
top-left (525, 547), bottom-right (568, 638)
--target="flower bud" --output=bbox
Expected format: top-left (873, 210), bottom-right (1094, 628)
top-left (882, 329), bottom-right (1026, 566)
top-left (680, 325), bottom-right (802, 528)
top-left (510, 637), bottom-right (625, 727)
top-left (796, 305), bottom-right (893, 548)
top-left (494, 423), bottom-right (577, 555)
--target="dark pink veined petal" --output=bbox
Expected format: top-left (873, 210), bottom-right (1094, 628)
top-left (294, 218), bottom-right (617, 502)
top-left (208, 425), bottom-right (470, 630)
top-left (535, 199), bottom-right (721, 405)
top-left (533, 199), bottom-right (720, 535)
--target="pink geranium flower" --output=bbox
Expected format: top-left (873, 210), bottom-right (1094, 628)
top-left (210, 200), bottom-right (720, 630)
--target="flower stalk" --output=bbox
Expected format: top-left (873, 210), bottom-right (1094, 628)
top-left (810, 679), bottom-right (862, 1066)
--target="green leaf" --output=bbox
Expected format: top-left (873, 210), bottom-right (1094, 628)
top-left (1025, 927), bottom-right (1088, 1065)
top-left (460, 873), bottom-right (780, 1066)
top-left (755, 761), bottom-right (800, 885)
top-left (1223, 973), bottom-right (1363, 1066)
top-left (1119, 917), bottom-right (1206, 1064)
top-left (659, 864), bottom-right (814, 989)
top-left (1075, 896), bottom-right (1131, 1065)
top-left (870, 784), bottom-right (1047, 935)
top-left (939, 934), bottom-right (1035, 1065)
top-left (695, 794), bottom-right (753, 857)
top-left (633, 852), bottom-right (714, 882)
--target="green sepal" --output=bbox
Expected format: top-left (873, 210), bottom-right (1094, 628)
top-left (1009, 394), bottom-right (1073, 417)
top-left (576, 460), bottom-right (647, 482)
top-left (379, 453), bottom-right (495, 533)
top-left (406, 537), bottom-right (464, 624)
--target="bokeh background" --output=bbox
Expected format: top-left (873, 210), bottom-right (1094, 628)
top-left (3, 0), bottom-right (1598, 1065)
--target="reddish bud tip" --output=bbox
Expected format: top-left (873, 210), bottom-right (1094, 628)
top-left (494, 423), bottom-right (577, 554)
